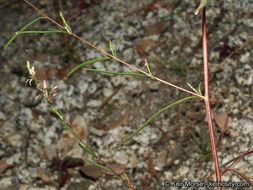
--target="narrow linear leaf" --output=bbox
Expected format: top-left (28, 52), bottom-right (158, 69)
top-left (62, 122), bottom-right (79, 140)
top-left (27, 61), bottom-right (31, 73)
top-left (50, 104), bottom-right (64, 120)
top-left (59, 11), bottom-right (72, 33)
top-left (79, 143), bottom-right (98, 158)
top-left (67, 57), bottom-right (111, 76)
top-left (146, 64), bottom-right (153, 76)
top-left (198, 82), bottom-right (202, 95)
top-left (124, 173), bottom-right (135, 190)
top-left (86, 159), bottom-right (112, 173)
top-left (113, 96), bottom-right (198, 150)
top-left (85, 68), bottom-right (151, 78)
top-left (124, 173), bottom-right (131, 184)
top-left (187, 82), bottom-right (199, 94)
top-left (115, 39), bottom-right (121, 57)
top-left (17, 30), bottom-right (68, 34)
top-left (149, 64), bottom-right (153, 75)
top-left (49, 103), bottom-right (78, 139)
top-left (195, 0), bottom-right (208, 15)
top-left (4, 17), bottom-right (46, 50)
top-left (58, 109), bottom-right (63, 117)
top-left (18, 17), bottom-right (46, 31)
top-left (109, 40), bottom-right (115, 56)
top-left (58, 110), bottom-right (66, 121)
top-left (144, 59), bottom-right (153, 77)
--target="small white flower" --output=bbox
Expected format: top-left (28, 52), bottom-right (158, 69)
top-left (30, 66), bottom-right (35, 75)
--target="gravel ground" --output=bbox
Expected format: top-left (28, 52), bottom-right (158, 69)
top-left (0, 0), bottom-right (252, 190)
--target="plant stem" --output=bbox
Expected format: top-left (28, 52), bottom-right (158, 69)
top-left (224, 169), bottom-right (253, 187)
top-left (221, 148), bottom-right (253, 176)
top-left (48, 102), bottom-right (135, 189)
top-left (71, 32), bottom-right (203, 98)
top-left (23, 0), bottom-right (203, 99)
top-left (202, 8), bottom-right (221, 186)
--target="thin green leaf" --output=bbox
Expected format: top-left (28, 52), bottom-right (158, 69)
top-left (148, 64), bottom-right (153, 75)
top-left (146, 64), bottom-right (153, 77)
top-left (59, 11), bottom-right (72, 33)
top-left (58, 109), bottom-right (63, 117)
top-left (195, 0), bottom-right (208, 15)
top-left (67, 57), bottom-right (111, 76)
top-left (187, 82), bottom-right (199, 94)
top-left (79, 143), bottom-right (98, 158)
top-left (58, 110), bottom-right (66, 121)
top-left (51, 105), bottom-right (64, 121)
top-left (109, 40), bottom-right (115, 56)
top-left (49, 103), bottom-right (78, 139)
top-left (113, 96), bottom-right (198, 150)
top-left (198, 82), bottom-right (202, 95)
top-left (27, 61), bottom-right (31, 73)
top-left (85, 68), bottom-right (151, 78)
top-left (86, 159), bottom-right (112, 173)
top-left (17, 30), bottom-right (68, 34)
top-left (115, 39), bottom-right (120, 57)
top-left (62, 122), bottom-right (79, 139)
top-left (144, 59), bottom-right (153, 78)
top-left (4, 17), bottom-right (46, 50)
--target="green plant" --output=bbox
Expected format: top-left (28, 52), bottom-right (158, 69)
top-left (4, 0), bottom-right (253, 189)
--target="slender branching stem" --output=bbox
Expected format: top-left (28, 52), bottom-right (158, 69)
top-left (26, 64), bottom-right (135, 189)
top-left (221, 148), bottom-right (253, 176)
top-left (50, 103), bottom-right (135, 189)
top-left (224, 169), bottom-right (253, 187)
top-left (72, 32), bottom-right (203, 97)
top-left (24, 1), bottom-right (230, 189)
top-left (23, 0), bottom-right (203, 99)
top-left (202, 8), bottom-right (221, 186)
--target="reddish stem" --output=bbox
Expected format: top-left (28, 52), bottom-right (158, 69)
top-left (224, 169), bottom-right (253, 187)
top-left (221, 148), bottom-right (252, 176)
top-left (202, 8), bottom-right (221, 185)
top-left (23, 0), bottom-right (203, 98)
